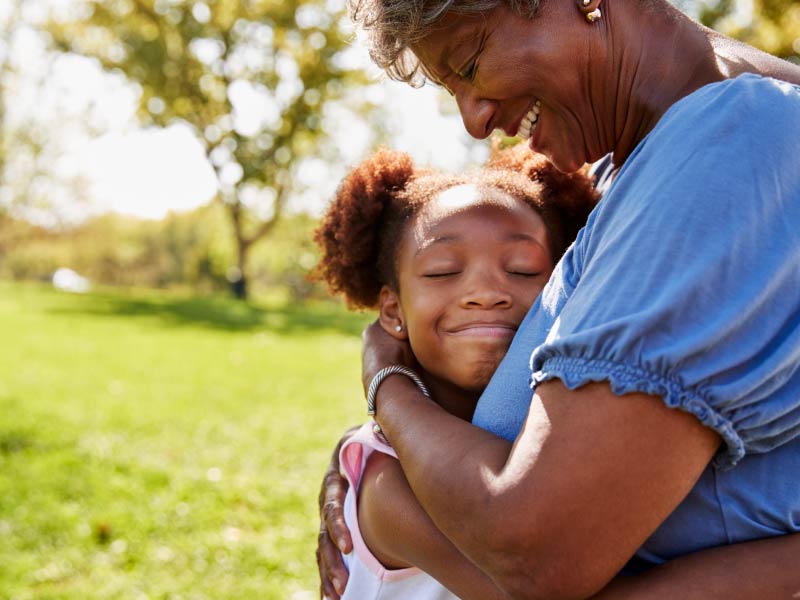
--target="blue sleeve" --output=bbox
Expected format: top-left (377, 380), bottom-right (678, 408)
top-left (530, 76), bottom-right (800, 469)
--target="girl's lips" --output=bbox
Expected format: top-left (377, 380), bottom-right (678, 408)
top-left (448, 324), bottom-right (517, 338)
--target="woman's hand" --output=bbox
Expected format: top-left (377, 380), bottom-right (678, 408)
top-left (361, 320), bottom-right (416, 392)
top-left (316, 425), bottom-right (360, 600)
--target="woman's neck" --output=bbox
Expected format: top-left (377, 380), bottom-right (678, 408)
top-left (601, 1), bottom-right (726, 165)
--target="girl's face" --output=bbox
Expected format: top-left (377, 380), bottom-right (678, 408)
top-left (390, 183), bottom-right (552, 394)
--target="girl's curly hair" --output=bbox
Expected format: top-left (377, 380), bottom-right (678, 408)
top-left (313, 144), bottom-right (598, 310)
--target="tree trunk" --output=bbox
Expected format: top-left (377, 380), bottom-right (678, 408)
top-left (231, 236), bottom-right (249, 300)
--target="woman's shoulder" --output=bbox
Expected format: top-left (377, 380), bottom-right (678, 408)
top-left (652, 74), bottom-right (800, 145)
top-left (675, 73), bottom-right (799, 112)
top-left (612, 73), bottom-right (799, 195)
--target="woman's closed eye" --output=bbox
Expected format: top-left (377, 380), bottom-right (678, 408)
top-left (459, 60), bottom-right (478, 82)
top-left (458, 37), bottom-right (484, 82)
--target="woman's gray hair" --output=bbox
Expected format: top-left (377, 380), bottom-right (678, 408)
top-left (348, 0), bottom-right (540, 86)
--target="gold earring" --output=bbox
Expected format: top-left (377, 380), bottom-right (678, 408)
top-left (586, 8), bottom-right (601, 22)
top-left (578, 0), bottom-right (602, 22)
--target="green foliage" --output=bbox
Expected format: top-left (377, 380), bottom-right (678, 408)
top-left (0, 281), bottom-right (371, 598)
top-left (46, 0), bottom-right (371, 297)
top-left (700, 0), bottom-right (800, 61)
top-left (0, 202), bottom-right (328, 301)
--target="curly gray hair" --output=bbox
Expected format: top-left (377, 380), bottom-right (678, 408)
top-left (348, 0), bottom-right (540, 86)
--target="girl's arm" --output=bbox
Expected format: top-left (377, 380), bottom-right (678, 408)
top-left (358, 451), bottom-right (512, 600)
top-left (359, 451), bottom-right (800, 600)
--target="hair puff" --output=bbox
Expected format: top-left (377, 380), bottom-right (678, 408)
top-left (313, 148), bottom-right (416, 309)
top-left (486, 143), bottom-right (599, 256)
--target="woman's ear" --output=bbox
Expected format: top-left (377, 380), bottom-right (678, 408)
top-left (378, 286), bottom-right (408, 340)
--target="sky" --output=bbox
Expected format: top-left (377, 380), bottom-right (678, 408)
top-left (1, 2), bottom-right (486, 223)
top-left (3, 0), bottom-right (721, 223)
top-left (74, 68), bottom-right (483, 220)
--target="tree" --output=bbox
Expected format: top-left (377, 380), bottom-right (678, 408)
top-left (1, 1), bottom-right (94, 256)
top-left (48, 0), bottom-right (369, 299)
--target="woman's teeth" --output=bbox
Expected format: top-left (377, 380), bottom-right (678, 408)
top-left (517, 101), bottom-right (540, 140)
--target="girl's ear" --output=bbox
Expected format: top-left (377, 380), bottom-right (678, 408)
top-left (378, 286), bottom-right (408, 340)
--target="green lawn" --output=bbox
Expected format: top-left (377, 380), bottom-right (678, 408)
top-left (0, 281), bottom-right (370, 599)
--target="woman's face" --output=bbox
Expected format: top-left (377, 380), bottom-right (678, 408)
top-left (411, 1), bottom-right (605, 172)
top-left (393, 184), bottom-right (552, 393)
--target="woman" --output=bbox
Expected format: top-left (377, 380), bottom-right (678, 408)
top-left (318, 0), bottom-right (800, 598)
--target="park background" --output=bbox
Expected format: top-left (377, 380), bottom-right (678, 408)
top-left (0, 0), bottom-right (797, 597)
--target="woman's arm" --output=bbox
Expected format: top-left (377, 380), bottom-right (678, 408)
top-left (355, 444), bottom-right (800, 600)
top-left (591, 534), bottom-right (800, 599)
top-left (362, 321), bottom-right (720, 600)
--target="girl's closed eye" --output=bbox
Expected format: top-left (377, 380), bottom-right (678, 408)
top-left (506, 255), bottom-right (546, 277)
top-left (421, 266), bottom-right (462, 278)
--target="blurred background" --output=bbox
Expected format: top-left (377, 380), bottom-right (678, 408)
top-left (0, 0), bottom-right (797, 598)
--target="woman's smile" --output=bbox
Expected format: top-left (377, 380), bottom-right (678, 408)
top-left (515, 101), bottom-right (541, 140)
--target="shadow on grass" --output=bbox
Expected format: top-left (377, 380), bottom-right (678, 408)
top-left (47, 291), bottom-right (371, 336)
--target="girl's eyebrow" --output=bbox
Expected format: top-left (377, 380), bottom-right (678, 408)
top-left (415, 232), bottom-right (540, 256)
top-left (415, 235), bottom-right (460, 255)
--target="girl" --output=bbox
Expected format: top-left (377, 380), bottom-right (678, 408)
top-left (313, 145), bottom-right (597, 599)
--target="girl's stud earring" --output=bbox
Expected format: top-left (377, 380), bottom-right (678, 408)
top-left (586, 8), bottom-right (602, 22)
top-left (582, 0), bottom-right (591, 5)
top-left (395, 325), bottom-right (403, 332)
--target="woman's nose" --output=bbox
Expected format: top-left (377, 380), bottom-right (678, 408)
top-left (455, 91), bottom-right (496, 140)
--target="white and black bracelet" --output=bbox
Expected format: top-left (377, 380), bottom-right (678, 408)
top-left (366, 365), bottom-right (431, 417)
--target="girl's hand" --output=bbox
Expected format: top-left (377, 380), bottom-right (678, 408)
top-left (361, 320), bottom-right (416, 393)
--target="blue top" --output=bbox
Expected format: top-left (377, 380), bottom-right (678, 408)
top-left (472, 74), bottom-right (800, 563)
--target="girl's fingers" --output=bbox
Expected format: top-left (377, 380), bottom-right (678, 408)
top-left (318, 524), bottom-right (347, 598)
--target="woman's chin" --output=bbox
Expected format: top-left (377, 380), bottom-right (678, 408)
top-left (529, 136), bottom-right (584, 174)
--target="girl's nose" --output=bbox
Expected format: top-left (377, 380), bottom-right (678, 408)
top-left (460, 271), bottom-right (513, 309)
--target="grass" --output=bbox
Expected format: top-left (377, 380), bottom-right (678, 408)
top-left (0, 281), bottom-right (371, 599)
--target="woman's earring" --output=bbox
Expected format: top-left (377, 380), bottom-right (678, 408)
top-left (395, 325), bottom-right (403, 332)
top-left (578, 0), bottom-right (602, 22)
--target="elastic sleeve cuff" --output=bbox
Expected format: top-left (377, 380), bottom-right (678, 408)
top-left (532, 356), bottom-right (745, 469)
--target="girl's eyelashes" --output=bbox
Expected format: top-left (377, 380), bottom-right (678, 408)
top-left (423, 271), bottom-right (461, 278)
